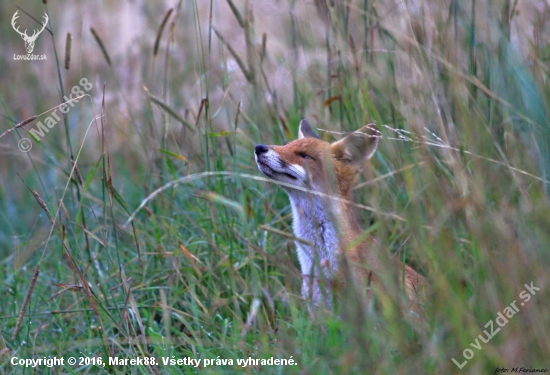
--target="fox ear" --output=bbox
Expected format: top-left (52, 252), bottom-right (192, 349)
top-left (298, 119), bottom-right (320, 139)
top-left (331, 124), bottom-right (379, 167)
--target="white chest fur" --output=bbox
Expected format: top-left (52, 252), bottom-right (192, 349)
top-left (288, 193), bottom-right (343, 303)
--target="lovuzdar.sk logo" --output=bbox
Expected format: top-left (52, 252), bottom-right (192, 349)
top-left (11, 10), bottom-right (48, 60)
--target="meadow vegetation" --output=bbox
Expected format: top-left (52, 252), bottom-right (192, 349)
top-left (0, 0), bottom-right (549, 373)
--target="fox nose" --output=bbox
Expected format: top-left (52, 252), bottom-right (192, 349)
top-left (255, 144), bottom-right (269, 155)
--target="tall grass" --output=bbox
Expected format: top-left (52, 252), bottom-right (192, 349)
top-left (1, 0), bottom-right (549, 374)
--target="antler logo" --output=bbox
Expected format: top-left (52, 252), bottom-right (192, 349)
top-left (11, 11), bottom-right (49, 54)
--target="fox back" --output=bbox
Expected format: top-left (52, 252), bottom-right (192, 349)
top-left (255, 120), bottom-right (424, 312)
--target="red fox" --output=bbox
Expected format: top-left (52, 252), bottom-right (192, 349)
top-left (255, 120), bottom-right (425, 313)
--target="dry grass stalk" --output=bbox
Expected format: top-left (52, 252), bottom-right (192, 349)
top-left (11, 265), bottom-right (40, 340)
top-left (148, 93), bottom-right (195, 131)
top-left (64, 32), bottom-right (71, 70)
top-left (71, 155), bottom-right (84, 186)
top-left (0, 116), bottom-right (37, 140)
top-left (90, 27), bottom-right (111, 66)
top-left (154, 8), bottom-right (173, 56)
top-left (59, 200), bottom-right (70, 222)
top-left (226, 0), bottom-right (245, 28)
top-left (29, 189), bottom-right (53, 224)
top-left (214, 29), bottom-right (254, 83)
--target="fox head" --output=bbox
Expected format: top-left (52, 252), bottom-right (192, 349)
top-left (255, 120), bottom-right (379, 198)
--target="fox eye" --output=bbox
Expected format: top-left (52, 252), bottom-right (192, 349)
top-left (297, 152), bottom-right (313, 160)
